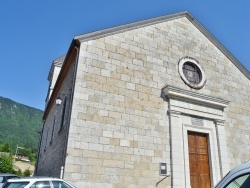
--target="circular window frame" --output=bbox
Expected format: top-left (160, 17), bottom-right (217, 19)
top-left (178, 57), bottom-right (206, 89)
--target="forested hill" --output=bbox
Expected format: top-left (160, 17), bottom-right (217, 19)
top-left (0, 96), bottom-right (43, 151)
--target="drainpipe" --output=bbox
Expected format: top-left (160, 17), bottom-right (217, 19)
top-left (167, 106), bottom-right (174, 188)
top-left (60, 166), bottom-right (64, 178)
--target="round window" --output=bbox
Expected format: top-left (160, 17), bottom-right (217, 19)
top-left (178, 57), bottom-right (206, 89)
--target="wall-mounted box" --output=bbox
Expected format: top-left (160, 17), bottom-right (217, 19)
top-left (159, 162), bottom-right (167, 176)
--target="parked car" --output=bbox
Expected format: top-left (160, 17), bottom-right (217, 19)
top-left (216, 160), bottom-right (250, 188)
top-left (2, 177), bottom-right (75, 188)
top-left (0, 174), bottom-right (19, 187)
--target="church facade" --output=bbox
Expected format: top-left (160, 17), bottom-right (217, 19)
top-left (35, 12), bottom-right (250, 188)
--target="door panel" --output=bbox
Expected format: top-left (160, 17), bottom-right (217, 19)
top-left (188, 132), bottom-right (211, 188)
top-left (190, 175), bottom-right (199, 188)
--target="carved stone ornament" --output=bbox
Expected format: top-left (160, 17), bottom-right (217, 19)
top-left (178, 57), bottom-right (206, 89)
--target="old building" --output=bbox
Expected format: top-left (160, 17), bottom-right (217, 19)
top-left (35, 11), bottom-right (250, 187)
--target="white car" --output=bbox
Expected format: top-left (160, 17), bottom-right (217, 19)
top-left (216, 160), bottom-right (250, 188)
top-left (0, 174), bottom-right (19, 187)
top-left (2, 177), bottom-right (75, 188)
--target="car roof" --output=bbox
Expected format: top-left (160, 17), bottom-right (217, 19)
top-left (7, 177), bottom-right (62, 182)
top-left (225, 160), bottom-right (250, 176)
top-left (0, 173), bottom-right (17, 176)
top-left (216, 160), bottom-right (250, 187)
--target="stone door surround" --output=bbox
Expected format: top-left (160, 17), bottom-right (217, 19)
top-left (162, 85), bottom-right (230, 188)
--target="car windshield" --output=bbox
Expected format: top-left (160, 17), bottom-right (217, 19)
top-left (225, 174), bottom-right (250, 188)
top-left (2, 181), bottom-right (29, 188)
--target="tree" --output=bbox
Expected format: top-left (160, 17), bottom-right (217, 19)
top-left (23, 168), bottom-right (31, 177)
top-left (16, 169), bottom-right (22, 176)
top-left (0, 154), bottom-right (14, 173)
top-left (0, 143), bottom-right (11, 153)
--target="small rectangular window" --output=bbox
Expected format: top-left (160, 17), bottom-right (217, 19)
top-left (50, 117), bottom-right (56, 144)
top-left (45, 129), bottom-right (49, 149)
top-left (59, 97), bottom-right (67, 132)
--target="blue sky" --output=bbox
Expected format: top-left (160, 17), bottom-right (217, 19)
top-left (0, 0), bottom-right (249, 110)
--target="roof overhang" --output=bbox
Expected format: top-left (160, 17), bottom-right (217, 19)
top-left (43, 40), bottom-right (80, 120)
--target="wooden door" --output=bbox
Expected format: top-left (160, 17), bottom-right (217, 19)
top-left (188, 132), bottom-right (211, 188)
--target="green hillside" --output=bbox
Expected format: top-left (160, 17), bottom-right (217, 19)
top-left (0, 96), bottom-right (43, 152)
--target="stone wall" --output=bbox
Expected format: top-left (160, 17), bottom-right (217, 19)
top-left (36, 59), bottom-right (76, 177)
top-left (48, 16), bottom-right (249, 187)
